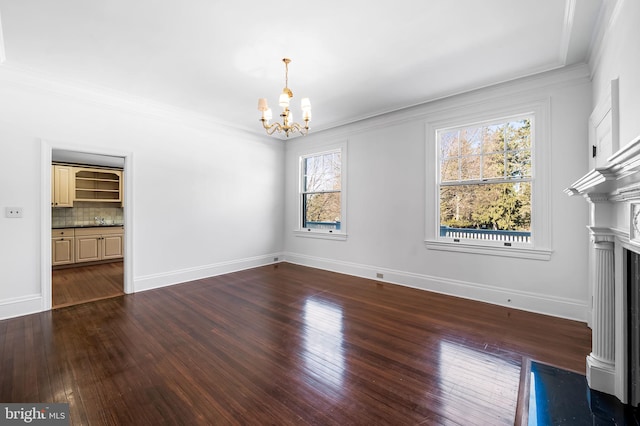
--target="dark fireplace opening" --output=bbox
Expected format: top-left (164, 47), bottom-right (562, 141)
top-left (627, 250), bottom-right (640, 407)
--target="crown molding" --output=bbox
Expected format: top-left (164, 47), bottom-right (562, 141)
top-left (0, 62), bottom-right (269, 142)
top-left (587, 0), bottom-right (625, 76)
top-left (558, 0), bottom-right (577, 65)
top-left (306, 63), bottom-right (590, 142)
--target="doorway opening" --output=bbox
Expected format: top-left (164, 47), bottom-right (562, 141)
top-left (52, 262), bottom-right (124, 308)
top-left (43, 143), bottom-right (132, 310)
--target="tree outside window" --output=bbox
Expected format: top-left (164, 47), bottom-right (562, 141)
top-left (302, 150), bottom-right (342, 231)
top-left (438, 117), bottom-right (532, 242)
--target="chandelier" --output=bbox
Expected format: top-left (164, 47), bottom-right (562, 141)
top-left (257, 58), bottom-right (311, 137)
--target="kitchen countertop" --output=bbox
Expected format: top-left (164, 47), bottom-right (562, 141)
top-left (52, 224), bottom-right (124, 229)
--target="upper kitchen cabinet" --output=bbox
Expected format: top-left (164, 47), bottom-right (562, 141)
top-left (51, 165), bottom-right (75, 207)
top-left (74, 168), bottom-right (123, 205)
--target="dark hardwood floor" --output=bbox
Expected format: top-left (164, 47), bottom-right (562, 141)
top-left (52, 261), bottom-right (124, 308)
top-left (1, 263), bottom-right (591, 425)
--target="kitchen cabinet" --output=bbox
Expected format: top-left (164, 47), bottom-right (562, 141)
top-left (52, 229), bottom-right (75, 266)
top-left (51, 164), bottom-right (124, 206)
top-left (75, 226), bottom-right (124, 263)
top-left (51, 165), bottom-right (75, 207)
top-left (74, 168), bottom-right (123, 205)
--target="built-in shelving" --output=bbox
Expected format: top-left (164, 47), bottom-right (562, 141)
top-left (74, 169), bottom-right (123, 203)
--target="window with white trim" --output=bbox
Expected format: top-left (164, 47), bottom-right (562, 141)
top-left (298, 147), bottom-right (346, 237)
top-left (439, 115), bottom-right (532, 244)
top-left (425, 100), bottom-right (551, 260)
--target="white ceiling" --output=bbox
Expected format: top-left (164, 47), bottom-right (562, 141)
top-left (0, 0), bottom-right (603, 136)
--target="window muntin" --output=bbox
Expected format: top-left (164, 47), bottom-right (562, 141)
top-left (438, 116), bottom-right (532, 245)
top-left (301, 150), bottom-right (342, 231)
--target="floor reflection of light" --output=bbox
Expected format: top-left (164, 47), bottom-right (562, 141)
top-left (303, 298), bottom-right (345, 388)
top-left (438, 341), bottom-right (520, 423)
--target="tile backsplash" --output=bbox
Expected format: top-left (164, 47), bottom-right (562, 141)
top-left (52, 202), bottom-right (124, 227)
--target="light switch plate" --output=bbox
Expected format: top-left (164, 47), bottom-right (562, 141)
top-left (5, 207), bottom-right (23, 218)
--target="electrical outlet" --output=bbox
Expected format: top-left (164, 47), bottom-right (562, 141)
top-left (5, 207), bottom-right (23, 218)
top-left (376, 273), bottom-right (384, 279)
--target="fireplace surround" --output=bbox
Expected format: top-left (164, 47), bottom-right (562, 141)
top-left (628, 250), bottom-right (640, 406)
top-left (566, 133), bottom-right (640, 405)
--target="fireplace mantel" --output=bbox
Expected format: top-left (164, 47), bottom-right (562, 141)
top-left (566, 133), bottom-right (640, 199)
top-left (566, 133), bottom-right (640, 403)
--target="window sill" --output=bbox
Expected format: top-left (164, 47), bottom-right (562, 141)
top-left (294, 230), bottom-right (348, 241)
top-left (424, 239), bottom-right (552, 260)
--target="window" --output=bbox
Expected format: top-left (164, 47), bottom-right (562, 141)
top-left (298, 146), bottom-right (346, 238)
top-left (425, 99), bottom-right (551, 260)
top-left (439, 116), bottom-right (532, 244)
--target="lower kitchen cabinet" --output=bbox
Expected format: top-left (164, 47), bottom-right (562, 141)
top-left (52, 229), bottom-right (75, 266)
top-left (75, 226), bottom-right (124, 263)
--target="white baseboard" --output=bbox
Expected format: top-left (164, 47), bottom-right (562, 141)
top-left (1, 254), bottom-right (283, 320)
top-left (1, 253), bottom-right (587, 323)
top-left (283, 252), bottom-right (588, 322)
top-left (0, 294), bottom-right (43, 320)
top-left (134, 253), bottom-right (282, 292)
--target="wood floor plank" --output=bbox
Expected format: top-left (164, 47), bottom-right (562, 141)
top-left (52, 261), bottom-right (124, 308)
top-left (1, 262), bottom-right (591, 425)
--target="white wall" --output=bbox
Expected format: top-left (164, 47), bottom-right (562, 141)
top-left (561, 0), bottom-right (640, 401)
top-left (0, 66), bottom-right (284, 319)
top-left (591, 0), bottom-right (640, 149)
top-left (3, 17), bottom-right (617, 321)
top-left (284, 65), bottom-right (592, 321)
top-left (590, 0), bottom-right (640, 231)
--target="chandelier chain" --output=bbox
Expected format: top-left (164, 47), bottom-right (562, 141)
top-left (284, 60), bottom-right (289, 88)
